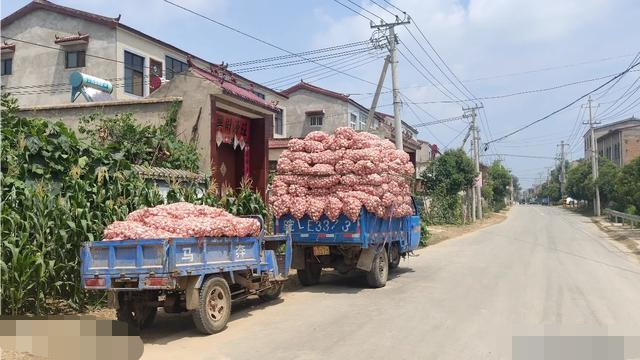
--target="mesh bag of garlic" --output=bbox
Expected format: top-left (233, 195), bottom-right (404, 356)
top-left (270, 127), bottom-right (414, 222)
top-left (103, 202), bottom-right (261, 240)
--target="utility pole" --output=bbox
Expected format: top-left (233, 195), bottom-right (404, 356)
top-left (463, 105), bottom-right (483, 221)
top-left (558, 140), bottom-right (567, 197)
top-left (371, 16), bottom-right (410, 150)
top-left (366, 56), bottom-right (390, 131)
top-left (584, 96), bottom-right (601, 216)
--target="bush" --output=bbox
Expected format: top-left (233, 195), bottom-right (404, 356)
top-left (0, 95), bottom-right (265, 315)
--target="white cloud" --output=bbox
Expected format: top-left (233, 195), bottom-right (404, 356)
top-left (311, 0), bottom-right (640, 187)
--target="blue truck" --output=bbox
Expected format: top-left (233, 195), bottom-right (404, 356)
top-left (274, 199), bottom-right (421, 288)
top-left (80, 217), bottom-right (291, 334)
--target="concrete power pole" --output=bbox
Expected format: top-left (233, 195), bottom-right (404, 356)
top-left (366, 55), bottom-right (390, 131)
top-left (558, 140), bottom-right (567, 197)
top-left (585, 96), bottom-right (601, 216)
top-left (371, 16), bottom-right (410, 150)
top-left (463, 106), bottom-right (483, 221)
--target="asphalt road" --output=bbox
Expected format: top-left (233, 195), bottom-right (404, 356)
top-left (141, 206), bottom-right (640, 360)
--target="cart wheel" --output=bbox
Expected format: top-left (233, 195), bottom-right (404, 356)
top-left (366, 249), bottom-right (388, 288)
top-left (389, 244), bottom-right (401, 270)
top-left (116, 299), bottom-right (157, 330)
top-left (297, 262), bottom-right (322, 286)
top-left (192, 276), bottom-right (231, 334)
top-left (258, 282), bottom-right (283, 302)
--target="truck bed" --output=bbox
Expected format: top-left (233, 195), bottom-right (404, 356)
top-left (275, 209), bottom-right (420, 251)
top-left (81, 234), bottom-right (289, 290)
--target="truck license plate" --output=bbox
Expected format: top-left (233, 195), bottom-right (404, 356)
top-left (313, 246), bottom-right (330, 256)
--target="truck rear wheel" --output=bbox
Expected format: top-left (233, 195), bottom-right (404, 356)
top-left (389, 244), bottom-right (401, 270)
top-left (366, 249), bottom-right (388, 288)
top-left (258, 283), bottom-right (283, 301)
top-left (192, 276), bottom-right (231, 334)
top-left (297, 262), bottom-right (322, 286)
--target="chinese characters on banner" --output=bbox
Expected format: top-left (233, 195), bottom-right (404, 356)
top-left (216, 111), bottom-right (251, 178)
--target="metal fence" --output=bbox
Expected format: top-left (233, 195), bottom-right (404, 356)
top-left (603, 208), bottom-right (640, 228)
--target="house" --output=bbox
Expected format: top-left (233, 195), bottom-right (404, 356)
top-left (3, 0), bottom-right (294, 197)
top-left (583, 117), bottom-right (640, 166)
top-left (414, 139), bottom-right (438, 176)
top-left (269, 80), bottom-right (422, 168)
top-left (0, 0), bottom-right (288, 137)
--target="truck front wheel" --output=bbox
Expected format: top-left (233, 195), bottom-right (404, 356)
top-left (366, 249), bottom-right (388, 288)
top-left (297, 262), bottom-right (322, 286)
top-left (192, 276), bottom-right (231, 334)
top-left (258, 282), bottom-right (283, 301)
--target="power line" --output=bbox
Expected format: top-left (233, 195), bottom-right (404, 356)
top-left (403, 26), bottom-right (473, 103)
top-left (345, 0), bottom-right (385, 22)
top-left (465, 53), bottom-right (637, 83)
top-left (369, 0), bottom-right (397, 17)
top-left (484, 58), bottom-right (640, 145)
top-left (163, 0), bottom-right (380, 87)
top-left (396, 45), bottom-right (466, 104)
top-left (479, 153), bottom-right (557, 160)
top-left (227, 40), bottom-right (371, 67)
top-left (233, 46), bottom-right (378, 73)
top-left (331, 0), bottom-right (375, 22)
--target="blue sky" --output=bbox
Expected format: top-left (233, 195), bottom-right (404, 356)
top-left (3, 0), bottom-right (640, 188)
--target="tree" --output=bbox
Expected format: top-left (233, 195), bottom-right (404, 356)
top-left (566, 159), bottom-right (592, 201)
top-left (420, 149), bottom-right (476, 196)
top-left (596, 158), bottom-right (621, 208)
top-left (512, 175), bottom-right (522, 201)
top-left (488, 161), bottom-right (511, 211)
top-left (615, 157), bottom-right (640, 214)
top-left (565, 158), bottom-right (620, 208)
top-left (420, 149), bottom-right (476, 224)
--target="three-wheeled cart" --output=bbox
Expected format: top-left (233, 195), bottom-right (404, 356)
top-left (81, 217), bottom-right (291, 334)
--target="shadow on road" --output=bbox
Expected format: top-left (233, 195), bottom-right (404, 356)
top-left (140, 296), bottom-right (286, 344)
top-left (140, 266), bottom-right (415, 344)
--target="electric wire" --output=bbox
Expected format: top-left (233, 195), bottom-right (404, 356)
top-left (484, 58), bottom-right (640, 145)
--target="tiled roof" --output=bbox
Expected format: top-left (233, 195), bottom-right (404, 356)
top-left (54, 32), bottom-right (89, 44)
top-left (282, 81), bottom-right (350, 102)
top-left (131, 165), bottom-right (205, 183)
top-left (189, 63), bottom-right (279, 111)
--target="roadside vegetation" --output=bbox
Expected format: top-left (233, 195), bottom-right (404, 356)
top-left (537, 156), bottom-right (640, 215)
top-left (0, 94), bottom-right (265, 315)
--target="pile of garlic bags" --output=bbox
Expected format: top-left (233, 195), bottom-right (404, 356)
top-left (270, 127), bottom-right (415, 222)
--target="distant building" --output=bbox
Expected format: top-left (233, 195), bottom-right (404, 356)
top-left (415, 139), bottom-right (438, 176)
top-left (583, 117), bottom-right (640, 166)
top-left (270, 81), bottom-right (422, 169)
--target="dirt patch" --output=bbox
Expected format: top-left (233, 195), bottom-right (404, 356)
top-left (591, 217), bottom-right (640, 263)
top-left (424, 209), bottom-right (510, 246)
top-left (0, 349), bottom-right (49, 360)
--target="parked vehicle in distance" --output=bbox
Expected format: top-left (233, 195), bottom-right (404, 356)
top-left (274, 199), bottom-right (421, 288)
top-left (81, 217), bottom-right (291, 334)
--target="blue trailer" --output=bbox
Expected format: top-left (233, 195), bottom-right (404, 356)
top-left (80, 217), bottom-right (291, 334)
top-left (274, 199), bottom-right (421, 288)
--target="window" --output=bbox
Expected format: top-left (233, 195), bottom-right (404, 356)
top-left (358, 112), bottom-right (367, 130)
top-left (125, 51), bottom-right (144, 96)
top-left (274, 108), bottom-right (284, 136)
top-left (252, 90), bottom-right (265, 99)
top-left (1, 58), bottom-right (12, 75)
top-left (349, 113), bottom-right (358, 129)
top-left (308, 114), bottom-right (323, 127)
top-left (65, 50), bottom-right (85, 68)
top-left (165, 56), bottom-right (188, 80)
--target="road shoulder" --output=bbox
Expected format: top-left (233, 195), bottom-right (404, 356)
top-left (424, 207), bottom-right (511, 247)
